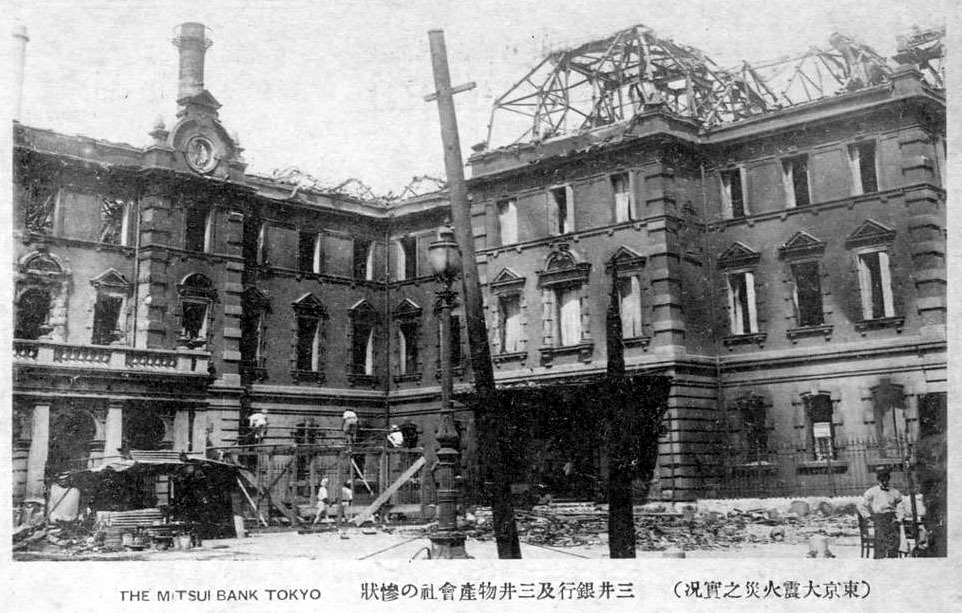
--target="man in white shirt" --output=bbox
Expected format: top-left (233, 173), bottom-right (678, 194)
top-left (387, 424), bottom-right (404, 448)
top-left (857, 466), bottom-right (902, 558)
top-left (248, 410), bottom-right (268, 444)
top-left (342, 409), bottom-right (359, 444)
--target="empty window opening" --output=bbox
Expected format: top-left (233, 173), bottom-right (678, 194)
top-left (549, 186), bottom-right (574, 235)
top-left (185, 205), bottom-right (210, 252)
top-left (15, 288), bottom-right (51, 340)
top-left (298, 232), bottom-right (319, 273)
top-left (857, 250), bottom-right (894, 319)
top-left (791, 261), bottom-right (824, 327)
top-left (612, 173), bottom-right (634, 222)
top-left (352, 322), bottom-right (375, 375)
top-left (180, 301), bottom-right (209, 341)
top-left (806, 394), bottom-right (836, 461)
top-left (354, 238), bottom-right (375, 280)
top-left (554, 285), bottom-right (582, 346)
top-left (497, 199), bottom-right (518, 245)
top-left (782, 156), bottom-right (811, 207)
top-left (720, 169), bottom-right (745, 218)
top-left (728, 271), bottom-right (757, 335)
top-left (849, 141), bottom-right (879, 195)
top-left (618, 275), bottom-right (644, 338)
top-left (296, 317), bottom-right (321, 371)
top-left (92, 294), bottom-right (124, 345)
top-left (256, 224), bottom-right (269, 265)
top-left (100, 199), bottom-right (129, 245)
top-left (740, 399), bottom-right (768, 462)
top-left (498, 294), bottom-right (523, 353)
top-left (397, 321), bottom-right (419, 375)
top-left (397, 236), bottom-right (418, 280)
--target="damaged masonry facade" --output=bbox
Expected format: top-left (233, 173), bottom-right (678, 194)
top-left (12, 22), bottom-right (945, 531)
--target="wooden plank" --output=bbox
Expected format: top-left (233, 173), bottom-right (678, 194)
top-left (352, 456), bottom-right (426, 526)
top-left (236, 477), bottom-right (268, 527)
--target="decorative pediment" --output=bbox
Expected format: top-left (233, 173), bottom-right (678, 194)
top-left (845, 219), bottom-right (896, 249)
top-left (490, 267), bottom-right (525, 291)
top-left (19, 250), bottom-right (67, 278)
top-left (349, 299), bottom-right (378, 322)
top-left (177, 273), bottom-right (216, 299)
top-left (292, 293), bottom-right (327, 317)
top-left (606, 246), bottom-right (646, 274)
top-left (778, 231), bottom-right (826, 260)
top-left (394, 298), bottom-right (422, 320)
top-left (717, 241), bottom-right (761, 270)
top-left (243, 286), bottom-right (271, 310)
top-left (89, 268), bottom-right (132, 293)
top-left (538, 244), bottom-right (591, 286)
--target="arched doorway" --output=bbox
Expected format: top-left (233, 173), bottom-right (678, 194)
top-left (15, 288), bottom-right (51, 340)
top-left (47, 410), bottom-right (97, 476)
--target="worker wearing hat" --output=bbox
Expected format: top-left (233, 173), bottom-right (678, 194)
top-left (857, 465), bottom-right (903, 558)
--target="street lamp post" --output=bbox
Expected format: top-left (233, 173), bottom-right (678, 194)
top-left (427, 227), bottom-right (468, 559)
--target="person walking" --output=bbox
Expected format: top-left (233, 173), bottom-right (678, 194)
top-left (857, 466), bottom-right (903, 558)
top-left (339, 480), bottom-right (354, 524)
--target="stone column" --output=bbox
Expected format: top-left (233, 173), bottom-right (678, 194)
top-left (103, 400), bottom-right (125, 462)
top-left (25, 402), bottom-right (50, 502)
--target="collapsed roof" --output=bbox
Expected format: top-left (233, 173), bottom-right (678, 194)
top-left (485, 24), bottom-right (945, 147)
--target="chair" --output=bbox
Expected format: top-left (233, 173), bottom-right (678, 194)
top-left (857, 514), bottom-right (874, 558)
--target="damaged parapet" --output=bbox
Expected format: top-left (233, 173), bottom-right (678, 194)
top-left (485, 24), bottom-right (945, 147)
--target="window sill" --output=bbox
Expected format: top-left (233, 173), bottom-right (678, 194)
top-left (786, 324), bottom-right (833, 343)
top-left (433, 365), bottom-right (466, 379)
top-left (393, 373), bottom-right (423, 384)
top-left (732, 461), bottom-right (778, 474)
top-left (722, 333), bottom-right (767, 349)
top-left (797, 460), bottom-right (848, 473)
top-left (291, 369), bottom-right (325, 385)
top-left (492, 351), bottom-right (526, 364)
top-left (854, 316), bottom-right (904, 335)
top-left (866, 457), bottom-right (906, 470)
top-left (348, 373), bottom-right (378, 388)
top-left (623, 335), bottom-right (651, 349)
top-left (540, 342), bottom-right (594, 366)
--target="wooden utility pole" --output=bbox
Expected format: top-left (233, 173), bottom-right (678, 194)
top-left (425, 29), bottom-right (521, 558)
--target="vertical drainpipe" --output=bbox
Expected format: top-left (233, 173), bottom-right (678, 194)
top-left (12, 25), bottom-right (29, 121)
top-left (130, 189), bottom-right (142, 347)
top-left (383, 213), bottom-right (393, 429)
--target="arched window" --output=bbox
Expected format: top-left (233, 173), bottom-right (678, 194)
top-left (177, 274), bottom-right (216, 348)
top-left (349, 300), bottom-right (378, 383)
top-left (16, 251), bottom-right (70, 342)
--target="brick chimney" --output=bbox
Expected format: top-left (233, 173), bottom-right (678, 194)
top-left (172, 22), bottom-right (212, 101)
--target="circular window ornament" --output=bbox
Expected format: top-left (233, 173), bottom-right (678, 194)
top-left (185, 135), bottom-right (217, 173)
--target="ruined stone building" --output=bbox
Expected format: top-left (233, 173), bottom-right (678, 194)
top-left (12, 23), bottom-right (945, 508)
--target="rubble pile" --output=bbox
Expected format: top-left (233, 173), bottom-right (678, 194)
top-left (461, 501), bottom-right (860, 552)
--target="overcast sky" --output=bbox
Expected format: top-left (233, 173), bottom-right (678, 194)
top-left (11, 0), bottom-right (948, 194)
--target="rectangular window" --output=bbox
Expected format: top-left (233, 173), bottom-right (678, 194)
top-left (497, 199), bottom-right (518, 245)
top-left (91, 294), bottom-right (124, 345)
top-left (720, 169), bottom-right (746, 218)
top-left (741, 402), bottom-right (768, 462)
top-left (806, 394), bottom-right (836, 461)
top-left (791, 261), bottom-right (824, 327)
top-left (611, 173), bottom-right (634, 223)
top-left (782, 156), bottom-right (811, 208)
top-left (555, 286), bottom-right (582, 346)
top-left (618, 275), bottom-right (644, 338)
top-left (857, 250), bottom-right (894, 319)
top-left (398, 321), bottom-right (419, 375)
top-left (185, 205), bottom-right (210, 252)
top-left (727, 271), bottom-right (757, 335)
top-left (849, 141), bottom-right (878, 195)
top-left (498, 294), bottom-right (523, 354)
top-left (99, 199), bottom-right (128, 245)
top-left (396, 236), bottom-right (418, 280)
top-left (353, 238), bottom-right (373, 280)
top-left (352, 323), bottom-right (375, 375)
top-left (181, 301), bottom-right (209, 341)
top-left (296, 317), bottom-right (320, 371)
top-left (256, 224), bottom-right (269, 265)
top-left (549, 186), bottom-right (574, 235)
top-left (298, 232), bottom-right (318, 273)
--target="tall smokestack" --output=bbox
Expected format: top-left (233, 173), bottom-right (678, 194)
top-left (12, 25), bottom-right (29, 121)
top-left (172, 22), bottom-right (212, 101)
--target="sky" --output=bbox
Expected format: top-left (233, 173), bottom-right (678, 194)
top-left (10, 0), bottom-right (949, 194)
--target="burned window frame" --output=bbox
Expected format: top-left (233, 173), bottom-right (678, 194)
top-left (176, 273), bottom-right (216, 348)
top-left (291, 293), bottom-right (328, 384)
top-left (89, 269), bottom-right (132, 346)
